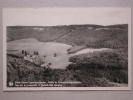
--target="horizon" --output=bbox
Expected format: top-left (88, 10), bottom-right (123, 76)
top-left (7, 23), bottom-right (128, 27)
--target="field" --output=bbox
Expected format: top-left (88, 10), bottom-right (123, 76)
top-left (6, 24), bottom-right (128, 87)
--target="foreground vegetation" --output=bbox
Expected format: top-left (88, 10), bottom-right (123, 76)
top-left (67, 50), bottom-right (128, 86)
top-left (7, 49), bottom-right (128, 87)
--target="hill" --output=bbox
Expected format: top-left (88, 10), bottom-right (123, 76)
top-left (67, 50), bottom-right (128, 84)
top-left (7, 24), bottom-right (128, 49)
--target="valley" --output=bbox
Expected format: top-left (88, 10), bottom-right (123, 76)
top-left (6, 24), bottom-right (128, 87)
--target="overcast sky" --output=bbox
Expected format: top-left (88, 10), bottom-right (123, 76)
top-left (3, 7), bottom-right (131, 26)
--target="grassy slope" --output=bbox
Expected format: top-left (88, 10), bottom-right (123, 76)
top-left (7, 24), bottom-right (128, 48)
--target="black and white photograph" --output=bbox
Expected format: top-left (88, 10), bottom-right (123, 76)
top-left (3, 8), bottom-right (131, 90)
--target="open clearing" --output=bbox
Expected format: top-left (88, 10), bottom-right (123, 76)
top-left (7, 38), bottom-right (112, 69)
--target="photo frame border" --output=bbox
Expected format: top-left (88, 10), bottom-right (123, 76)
top-left (2, 7), bottom-right (132, 91)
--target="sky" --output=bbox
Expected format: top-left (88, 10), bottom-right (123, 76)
top-left (3, 7), bottom-right (131, 26)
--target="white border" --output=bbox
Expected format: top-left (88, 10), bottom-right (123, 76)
top-left (2, 7), bottom-right (132, 91)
